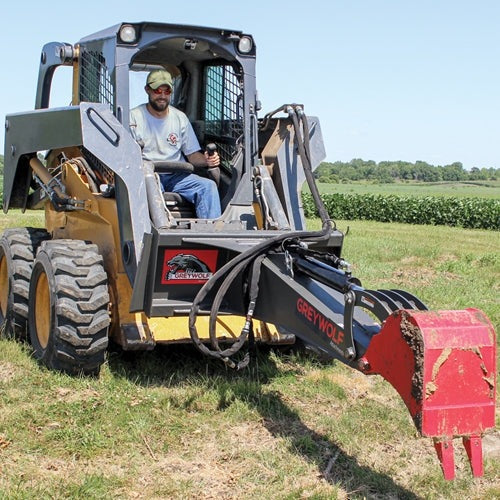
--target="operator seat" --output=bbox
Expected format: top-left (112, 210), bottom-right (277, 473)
top-left (162, 191), bottom-right (196, 218)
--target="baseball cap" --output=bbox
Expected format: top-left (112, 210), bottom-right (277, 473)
top-left (146, 70), bottom-right (173, 90)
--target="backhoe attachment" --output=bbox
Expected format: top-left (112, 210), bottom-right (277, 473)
top-left (189, 236), bottom-right (497, 480)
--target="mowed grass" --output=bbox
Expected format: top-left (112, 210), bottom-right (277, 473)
top-left (315, 180), bottom-right (500, 198)
top-left (0, 211), bottom-right (499, 499)
top-left (0, 209), bottom-right (45, 229)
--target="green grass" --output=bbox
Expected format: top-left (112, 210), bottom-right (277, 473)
top-left (314, 180), bottom-right (500, 198)
top-left (0, 209), bottom-right (45, 228)
top-left (0, 212), bottom-right (499, 499)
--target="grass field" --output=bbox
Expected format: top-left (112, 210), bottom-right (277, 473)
top-left (0, 212), bottom-right (499, 499)
top-left (314, 180), bottom-right (500, 199)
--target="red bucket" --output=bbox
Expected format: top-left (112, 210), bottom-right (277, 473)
top-left (360, 308), bottom-right (496, 479)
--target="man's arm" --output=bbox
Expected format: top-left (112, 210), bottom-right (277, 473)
top-left (186, 150), bottom-right (220, 168)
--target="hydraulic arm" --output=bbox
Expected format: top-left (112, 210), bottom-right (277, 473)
top-left (188, 229), bottom-right (496, 480)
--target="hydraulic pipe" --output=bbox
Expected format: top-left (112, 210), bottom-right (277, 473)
top-left (29, 157), bottom-right (67, 199)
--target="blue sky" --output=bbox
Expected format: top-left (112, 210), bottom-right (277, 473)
top-left (1, 1), bottom-right (499, 169)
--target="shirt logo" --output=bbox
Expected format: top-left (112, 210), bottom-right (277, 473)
top-left (167, 133), bottom-right (179, 146)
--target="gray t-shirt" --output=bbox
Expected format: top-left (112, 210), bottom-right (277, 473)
top-left (130, 104), bottom-right (200, 163)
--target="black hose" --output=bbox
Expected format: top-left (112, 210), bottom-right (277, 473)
top-left (188, 229), bottom-right (318, 367)
top-left (189, 105), bottom-right (333, 368)
top-left (288, 107), bottom-right (331, 226)
top-left (77, 158), bottom-right (100, 193)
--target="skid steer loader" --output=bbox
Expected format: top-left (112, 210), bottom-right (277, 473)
top-left (0, 22), bottom-right (496, 480)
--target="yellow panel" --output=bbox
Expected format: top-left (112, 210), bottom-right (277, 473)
top-left (146, 315), bottom-right (246, 343)
top-left (143, 315), bottom-right (295, 346)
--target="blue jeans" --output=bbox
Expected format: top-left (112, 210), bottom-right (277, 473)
top-left (160, 172), bottom-right (221, 219)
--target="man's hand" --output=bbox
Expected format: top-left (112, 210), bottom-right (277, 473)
top-left (204, 150), bottom-right (220, 168)
top-left (186, 150), bottom-right (220, 168)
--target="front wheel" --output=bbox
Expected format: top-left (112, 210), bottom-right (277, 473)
top-left (28, 240), bottom-right (110, 375)
top-left (0, 228), bottom-right (50, 339)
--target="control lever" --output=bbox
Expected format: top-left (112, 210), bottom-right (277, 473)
top-left (206, 143), bottom-right (217, 156)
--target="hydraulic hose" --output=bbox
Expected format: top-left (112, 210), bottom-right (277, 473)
top-left (189, 105), bottom-right (333, 368)
top-left (288, 106), bottom-right (331, 226)
top-left (188, 230), bottom-right (308, 368)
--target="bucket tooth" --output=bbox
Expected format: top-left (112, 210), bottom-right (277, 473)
top-left (463, 435), bottom-right (483, 477)
top-left (433, 439), bottom-right (455, 480)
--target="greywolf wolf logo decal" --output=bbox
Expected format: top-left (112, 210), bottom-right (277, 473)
top-left (165, 253), bottom-right (212, 281)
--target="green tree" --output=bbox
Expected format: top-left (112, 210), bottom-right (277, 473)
top-left (441, 162), bottom-right (467, 181)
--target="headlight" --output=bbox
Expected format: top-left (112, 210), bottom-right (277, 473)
top-left (238, 36), bottom-right (253, 54)
top-left (119, 24), bottom-right (138, 44)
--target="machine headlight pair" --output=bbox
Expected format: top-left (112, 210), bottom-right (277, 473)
top-left (119, 23), bottom-right (253, 55)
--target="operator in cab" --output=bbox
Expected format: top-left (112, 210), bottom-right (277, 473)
top-left (130, 69), bottom-right (221, 219)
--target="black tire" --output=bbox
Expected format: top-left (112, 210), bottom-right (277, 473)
top-left (0, 227), bottom-right (51, 340)
top-left (28, 240), bottom-right (110, 375)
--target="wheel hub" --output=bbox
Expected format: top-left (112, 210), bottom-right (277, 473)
top-left (0, 254), bottom-right (8, 318)
top-left (35, 272), bottom-right (51, 349)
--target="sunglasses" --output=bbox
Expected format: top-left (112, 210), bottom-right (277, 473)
top-left (149, 86), bottom-right (172, 95)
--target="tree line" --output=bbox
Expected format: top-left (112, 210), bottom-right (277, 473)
top-left (315, 159), bottom-right (498, 183)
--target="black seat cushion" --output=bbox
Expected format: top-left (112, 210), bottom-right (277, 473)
top-left (162, 192), bottom-right (195, 218)
top-left (163, 192), bottom-right (190, 206)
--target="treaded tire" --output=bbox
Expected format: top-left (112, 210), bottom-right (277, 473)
top-left (28, 240), bottom-right (110, 376)
top-left (0, 227), bottom-right (51, 340)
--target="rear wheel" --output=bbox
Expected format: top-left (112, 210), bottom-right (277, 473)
top-left (0, 228), bottom-right (50, 339)
top-left (28, 240), bottom-right (110, 375)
